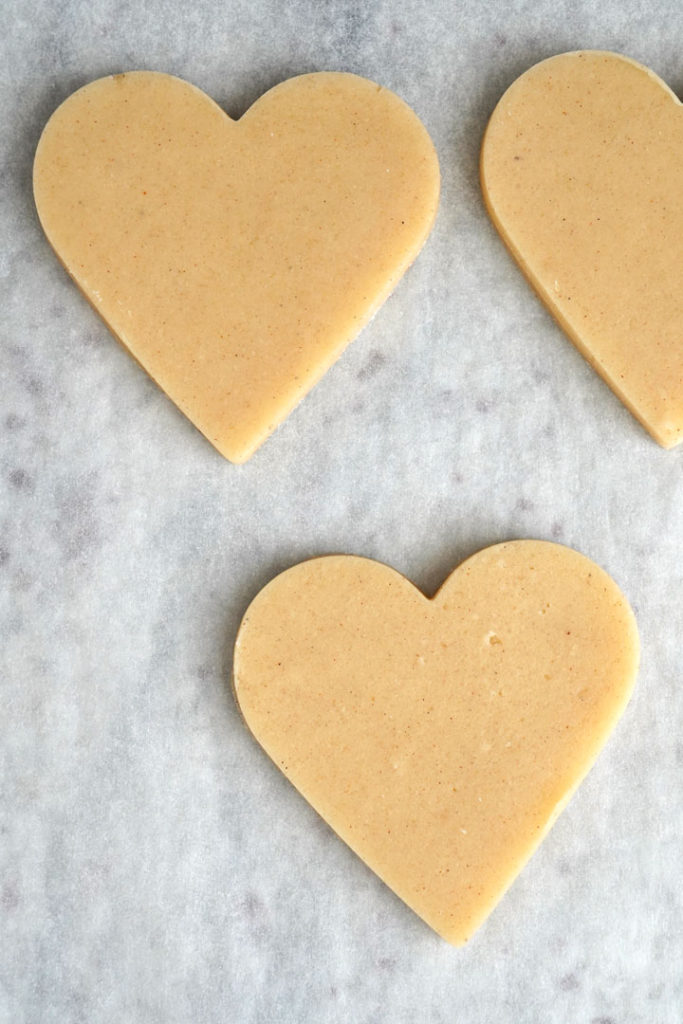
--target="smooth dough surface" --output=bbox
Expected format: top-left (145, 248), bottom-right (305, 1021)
top-left (33, 71), bottom-right (440, 462)
top-left (233, 541), bottom-right (639, 945)
top-left (481, 51), bottom-right (683, 448)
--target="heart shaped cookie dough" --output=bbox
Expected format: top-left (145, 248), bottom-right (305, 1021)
top-left (481, 51), bottom-right (683, 448)
top-left (33, 72), bottom-right (439, 462)
top-left (234, 541), bottom-right (638, 945)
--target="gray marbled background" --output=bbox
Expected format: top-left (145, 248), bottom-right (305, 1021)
top-left (2, 1), bottom-right (682, 1021)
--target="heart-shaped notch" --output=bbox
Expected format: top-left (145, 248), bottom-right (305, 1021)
top-left (481, 51), bottom-right (683, 448)
top-left (34, 72), bottom-right (440, 462)
top-left (234, 541), bottom-right (639, 944)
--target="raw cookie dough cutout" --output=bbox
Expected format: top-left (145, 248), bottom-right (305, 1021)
top-left (234, 540), bottom-right (639, 945)
top-left (34, 71), bottom-right (440, 462)
top-left (481, 51), bottom-right (683, 448)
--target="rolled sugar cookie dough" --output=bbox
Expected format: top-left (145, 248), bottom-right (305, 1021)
top-left (233, 540), bottom-right (639, 945)
top-left (34, 71), bottom-right (440, 462)
top-left (481, 51), bottom-right (683, 448)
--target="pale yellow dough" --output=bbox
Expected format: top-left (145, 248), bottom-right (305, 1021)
top-left (33, 72), bottom-right (439, 462)
top-left (233, 541), bottom-right (639, 945)
top-left (481, 51), bottom-right (683, 448)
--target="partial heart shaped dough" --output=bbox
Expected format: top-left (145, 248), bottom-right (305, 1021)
top-left (233, 541), bottom-right (639, 945)
top-left (481, 51), bottom-right (683, 448)
top-left (33, 72), bottom-right (439, 462)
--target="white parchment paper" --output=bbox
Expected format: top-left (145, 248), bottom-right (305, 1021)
top-left (2, 1), bottom-right (682, 1021)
